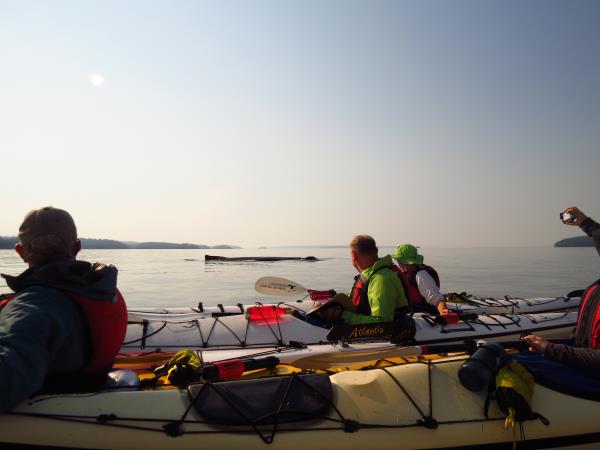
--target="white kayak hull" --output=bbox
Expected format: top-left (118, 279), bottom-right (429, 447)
top-left (127, 293), bottom-right (582, 322)
top-left (2, 355), bottom-right (599, 450)
top-left (122, 306), bottom-right (578, 353)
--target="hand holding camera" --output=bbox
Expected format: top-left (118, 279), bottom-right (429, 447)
top-left (560, 206), bottom-right (587, 226)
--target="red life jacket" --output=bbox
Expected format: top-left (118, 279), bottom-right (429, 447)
top-left (392, 264), bottom-right (440, 307)
top-left (0, 289), bottom-right (127, 374)
top-left (575, 279), bottom-right (600, 350)
top-left (350, 275), bottom-right (368, 315)
top-left (350, 266), bottom-right (390, 316)
top-left (0, 294), bottom-right (13, 310)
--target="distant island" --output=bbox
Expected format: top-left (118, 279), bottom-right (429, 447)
top-left (0, 236), bottom-right (241, 250)
top-left (554, 236), bottom-right (594, 247)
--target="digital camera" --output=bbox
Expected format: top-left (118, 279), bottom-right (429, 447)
top-left (560, 212), bottom-right (575, 224)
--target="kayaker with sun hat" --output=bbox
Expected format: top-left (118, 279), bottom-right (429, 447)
top-left (391, 243), bottom-right (449, 316)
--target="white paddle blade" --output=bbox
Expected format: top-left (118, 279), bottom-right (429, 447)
top-left (255, 276), bottom-right (307, 296)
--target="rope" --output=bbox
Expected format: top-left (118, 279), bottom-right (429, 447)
top-left (7, 358), bottom-right (513, 442)
top-left (253, 305), bottom-right (285, 346)
top-left (504, 407), bottom-right (517, 450)
top-left (122, 322), bottom-right (167, 348)
top-left (204, 317), bottom-right (247, 347)
top-left (379, 367), bottom-right (434, 426)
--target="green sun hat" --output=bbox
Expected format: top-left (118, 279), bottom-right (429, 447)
top-left (393, 244), bottom-right (424, 265)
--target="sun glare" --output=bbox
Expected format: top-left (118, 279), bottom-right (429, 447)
top-left (90, 73), bottom-right (105, 87)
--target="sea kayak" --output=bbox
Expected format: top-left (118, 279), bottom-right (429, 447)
top-left (2, 354), bottom-right (600, 450)
top-left (127, 293), bottom-right (582, 324)
top-left (122, 303), bottom-right (577, 352)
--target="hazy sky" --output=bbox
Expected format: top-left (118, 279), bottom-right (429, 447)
top-left (1, 0), bottom-right (598, 247)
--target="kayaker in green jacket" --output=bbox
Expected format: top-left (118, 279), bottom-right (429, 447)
top-left (309, 235), bottom-right (407, 325)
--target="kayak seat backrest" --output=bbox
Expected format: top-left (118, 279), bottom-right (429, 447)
top-left (188, 373), bottom-right (332, 425)
top-left (511, 353), bottom-right (600, 401)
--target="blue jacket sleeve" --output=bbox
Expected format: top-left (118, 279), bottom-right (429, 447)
top-left (0, 288), bottom-right (84, 412)
top-left (544, 343), bottom-right (600, 373)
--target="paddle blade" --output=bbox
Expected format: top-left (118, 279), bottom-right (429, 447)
top-left (291, 341), bottom-right (481, 370)
top-left (255, 276), bottom-right (307, 296)
top-left (292, 346), bottom-right (424, 370)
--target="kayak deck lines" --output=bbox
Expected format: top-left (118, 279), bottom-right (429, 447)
top-left (421, 310), bottom-right (572, 333)
top-left (5, 350), bottom-right (600, 449)
top-left (451, 294), bottom-right (579, 313)
top-left (4, 358), bottom-right (510, 444)
top-left (122, 308), bottom-right (577, 353)
top-left (126, 294), bottom-right (582, 324)
top-left (125, 309), bottom-right (293, 350)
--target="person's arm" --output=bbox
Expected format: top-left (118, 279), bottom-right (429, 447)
top-left (340, 309), bottom-right (385, 324)
top-left (415, 270), bottom-right (446, 311)
top-left (544, 343), bottom-right (600, 372)
top-left (563, 206), bottom-right (600, 256)
top-left (580, 217), bottom-right (600, 256)
top-left (522, 334), bottom-right (600, 372)
top-left (0, 291), bottom-right (79, 412)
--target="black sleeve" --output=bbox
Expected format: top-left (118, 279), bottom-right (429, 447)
top-left (544, 342), bottom-right (600, 372)
top-left (580, 217), bottom-right (600, 256)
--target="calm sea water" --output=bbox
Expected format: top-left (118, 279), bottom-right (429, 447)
top-left (1, 247), bottom-right (599, 308)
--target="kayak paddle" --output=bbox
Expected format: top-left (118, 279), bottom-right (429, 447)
top-left (255, 276), bottom-right (335, 299)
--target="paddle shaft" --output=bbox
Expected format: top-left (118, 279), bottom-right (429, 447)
top-left (127, 311), bottom-right (243, 323)
top-left (290, 338), bottom-right (573, 369)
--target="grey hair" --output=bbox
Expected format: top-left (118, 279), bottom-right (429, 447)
top-left (23, 234), bottom-right (72, 266)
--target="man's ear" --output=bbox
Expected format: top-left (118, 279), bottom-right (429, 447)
top-left (351, 250), bottom-right (362, 271)
top-left (72, 239), bottom-right (82, 257)
top-left (14, 243), bottom-right (27, 262)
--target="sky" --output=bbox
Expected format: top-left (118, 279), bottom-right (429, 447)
top-left (0, 0), bottom-right (598, 247)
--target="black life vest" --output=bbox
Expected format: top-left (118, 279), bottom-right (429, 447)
top-left (0, 289), bottom-right (127, 374)
top-left (392, 264), bottom-right (440, 306)
top-left (575, 279), bottom-right (600, 350)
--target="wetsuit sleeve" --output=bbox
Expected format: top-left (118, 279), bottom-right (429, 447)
top-left (0, 290), bottom-right (82, 412)
top-left (340, 309), bottom-right (383, 324)
top-left (580, 217), bottom-right (600, 256)
top-left (341, 273), bottom-right (397, 324)
top-left (415, 270), bottom-right (444, 306)
top-left (544, 343), bottom-right (600, 372)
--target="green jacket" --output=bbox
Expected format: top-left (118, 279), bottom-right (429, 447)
top-left (341, 255), bottom-right (407, 324)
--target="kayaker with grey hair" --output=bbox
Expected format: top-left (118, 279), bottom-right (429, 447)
top-left (310, 235), bottom-right (408, 324)
top-left (0, 207), bottom-right (127, 412)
